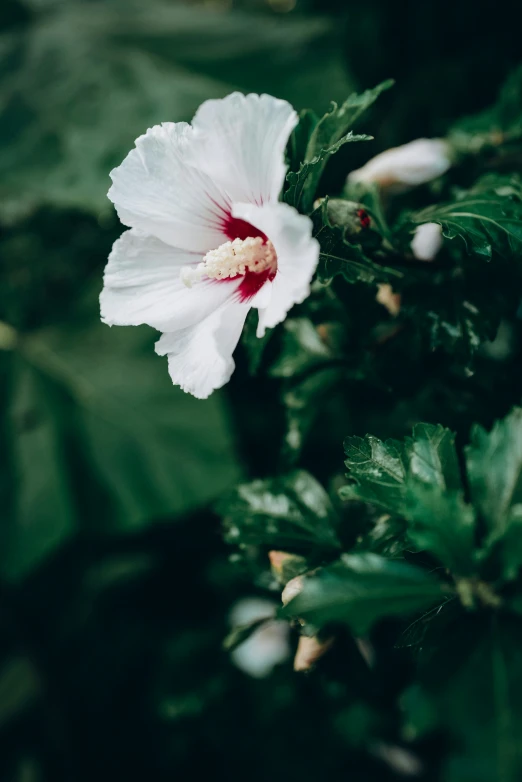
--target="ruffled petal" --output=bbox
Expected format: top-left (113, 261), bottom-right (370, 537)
top-left (100, 229), bottom-right (239, 332)
top-left (108, 123), bottom-right (230, 253)
top-left (232, 202), bottom-right (319, 337)
top-left (191, 93), bottom-right (298, 206)
top-left (155, 298), bottom-right (251, 399)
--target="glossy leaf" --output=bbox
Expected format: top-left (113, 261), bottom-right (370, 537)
top-left (281, 553), bottom-right (450, 635)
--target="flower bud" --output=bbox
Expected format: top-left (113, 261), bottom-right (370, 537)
top-left (410, 222), bottom-right (443, 261)
top-left (293, 634), bottom-right (335, 672)
top-left (376, 284), bottom-right (401, 316)
top-left (229, 597), bottom-right (291, 679)
top-left (348, 139), bottom-right (451, 188)
top-left (281, 575), bottom-right (304, 606)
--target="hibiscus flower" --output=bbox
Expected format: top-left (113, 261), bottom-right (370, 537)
top-left (101, 93), bottom-right (319, 399)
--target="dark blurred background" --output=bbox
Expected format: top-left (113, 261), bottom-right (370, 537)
top-left (0, 1), bottom-right (521, 780)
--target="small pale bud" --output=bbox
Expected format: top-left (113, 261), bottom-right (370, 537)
top-left (376, 284), bottom-right (401, 316)
top-left (348, 139), bottom-right (451, 189)
top-left (410, 222), bottom-right (443, 261)
top-left (293, 635), bottom-right (335, 672)
top-left (281, 575), bottom-right (304, 606)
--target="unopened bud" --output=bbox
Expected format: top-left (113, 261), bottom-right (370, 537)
top-left (293, 634), bottom-right (335, 672)
top-left (376, 283), bottom-right (401, 316)
top-left (281, 575), bottom-right (304, 606)
top-left (410, 222), bottom-right (443, 261)
top-left (348, 139), bottom-right (451, 189)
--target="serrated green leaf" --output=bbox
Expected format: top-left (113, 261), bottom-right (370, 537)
top-left (409, 176), bottom-right (522, 261)
top-left (304, 79), bottom-right (393, 167)
top-left (404, 482), bottom-right (476, 576)
top-left (285, 132), bottom-right (372, 213)
top-left (340, 433), bottom-right (409, 513)
top-left (407, 423), bottom-right (462, 491)
top-left (281, 553), bottom-right (450, 635)
top-left (466, 407), bottom-right (522, 534)
top-left (220, 470), bottom-right (341, 553)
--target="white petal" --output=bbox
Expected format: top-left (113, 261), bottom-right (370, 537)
top-left (108, 123), bottom-right (229, 253)
top-left (231, 621), bottom-right (291, 679)
top-left (348, 139), bottom-right (451, 187)
top-left (155, 298), bottom-right (250, 399)
top-left (411, 222), bottom-right (443, 261)
top-left (191, 93), bottom-right (298, 205)
top-left (229, 597), bottom-right (277, 626)
top-left (100, 230), bottom-right (237, 332)
top-left (232, 202), bottom-right (319, 337)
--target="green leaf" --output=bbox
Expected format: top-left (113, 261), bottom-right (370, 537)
top-left (2, 312), bottom-right (240, 581)
top-left (269, 318), bottom-right (333, 379)
top-left (407, 423), bottom-right (462, 491)
top-left (449, 64), bottom-right (522, 155)
top-left (408, 176), bottom-right (522, 261)
top-left (3, 359), bottom-right (76, 581)
top-left (284, 132), bottom-right (372, 213)
top-left (301, 80), bottom-right (393, 193)
top-left (0, 2), bottom-right (354, 216)
top-left (405, 482), bottom-right (476, 576)
top-left (466, 407), bottom-right (522, 534)
top-left (281, 553), bottom-right (450, 635)
top-left (410, 615), bottom-right (522, 782)
top-left (220, 470), bottom-right (341, 552)
top-left (312, 200), bottom-right (401, 285)
top-left (340, 433), bottom-right (409, 514)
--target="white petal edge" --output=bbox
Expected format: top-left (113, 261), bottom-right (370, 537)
top-left (191, 93), bottom-right (298, 206)
top-left (155, 298), bottom-right (251, 399)
top-left (231, 201), bottom-right (319, 337)
top-left (100, 229), bottom-right (240, 333)
top-left (108, 123), bottom-right (230, 253)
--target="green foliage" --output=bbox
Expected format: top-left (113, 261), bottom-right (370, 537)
top-left (2, 302), bottom-right (240, 582)
top-left (220, 470), bottom-right (341, 553)
top-left (466, 406), bottom-right (522, 534)
top-left (284, 80), bottom-right (393, 213)
top-left (408, 175), bottom-right (522, 261)
top-left (0, 0), bottom-right (354, 216)
top-left (281, 553), bottom-right (450, 635)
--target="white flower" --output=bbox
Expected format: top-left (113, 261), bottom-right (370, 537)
top-left (229, 598), bottom-right (291, 679)
top-left (411, 222), bottom-right (443, 261)
top-left (348, 138), bottom-right (451, 188)
top-left (101, 93), bottom-right (319, 399)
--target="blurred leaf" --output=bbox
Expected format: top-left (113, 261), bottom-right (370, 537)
top-left (466, 406), bottom-right (522, 535)
top-left (2, 313), bottom-right (240, 581)
top-left (269, 318), bottom-right (333, 379)
top-left (449, 64), bottom-right (522, 153)
top-left (409, 175), bottom-right (522, 261)
top-left (220, 470), bottom-right (341, 552)
top-left (0, 1), bottom-right (354, 216)
top-left (410, 616), bottom-right (522, 782)
top-left (0, 657), bottom-right (40, 728)
top-left (281, 553), bottom-right (450, 635)
top-left (3, 358), bottom-right (76, 580)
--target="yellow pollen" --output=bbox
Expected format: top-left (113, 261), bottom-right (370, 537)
top-left (181, 237), bottom-right (276, 287)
